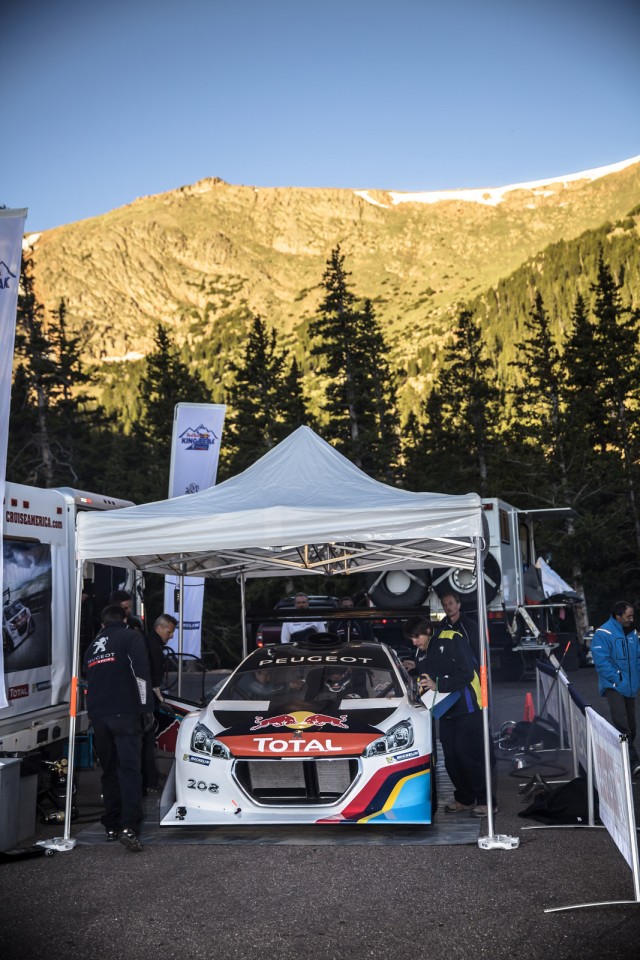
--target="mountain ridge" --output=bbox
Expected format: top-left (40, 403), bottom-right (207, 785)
top-left (25, 157), bottom-right (640, 416)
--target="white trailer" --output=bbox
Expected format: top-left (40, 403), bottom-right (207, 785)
top-left (0, 483), bottom-right (134, 755)
top-left (365, 498), bottom-right (579, 676)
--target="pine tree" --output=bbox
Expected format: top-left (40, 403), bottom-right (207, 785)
top-left (273, 357), bottom-right (311, 442)
top-left (223, 316), bottom-right (287, 474)
top-left (135, 323), bottom-right (211, 500)
top-left (9, 263), bottom-right (102, 487)
top-left (588, 256), bottom-right (640, 554)
top-left (508, 291), bottom-right (593, 633)
top-left (309, 247), bottom-right (399, 479)
top-left (434, 309), bottom-right (503, 496)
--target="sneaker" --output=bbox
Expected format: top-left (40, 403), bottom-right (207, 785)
top-left (470, 804), bottom-right (498, 818)
top-left (444, 800), bottom-right (476, 813)
top-left (632, 763), bottom-right (640, 779)
top-left (119, 829), bottom-right (143, 853)
top-left (105, 829), bottom-right (118, 843)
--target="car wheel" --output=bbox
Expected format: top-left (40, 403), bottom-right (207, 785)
top-left (431, 552), bottom-right (501, 610)
top-left (365, 569), bottom-right (431, 609)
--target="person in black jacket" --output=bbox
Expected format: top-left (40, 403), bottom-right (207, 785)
top-left (406, 616), bottom-right (489, 816)
top-left (109, 588), bottom-right (145, 635)
top-left (334, 596), bottom-right (374, 643)
top-left (141, 614), bottom-right (177, 793)
top-left (440, 591), bottom-right (480, 665)
top-left (146, 613), bottom-right (177, 703)
top-left (84, 605), bottom-right (153, 852)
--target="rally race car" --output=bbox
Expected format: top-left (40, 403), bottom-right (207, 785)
top-left (160, 634), bottom-right (439, 827)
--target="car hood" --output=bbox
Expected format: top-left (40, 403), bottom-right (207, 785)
top-left (205, 702), bottom-right (403, 758)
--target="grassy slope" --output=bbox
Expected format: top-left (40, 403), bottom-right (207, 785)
top-left (29, 164), bottom-right (640, 418)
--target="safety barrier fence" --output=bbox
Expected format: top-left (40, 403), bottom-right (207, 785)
top-left (528, 660), bottom-right (639, 912)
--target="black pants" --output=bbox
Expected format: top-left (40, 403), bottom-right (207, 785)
top-left (92, 713), bottom-right (144, 834)
top-left (439, 711), bottom-right (487, 806)
top-left (604, 689), bottom-right (639, 766)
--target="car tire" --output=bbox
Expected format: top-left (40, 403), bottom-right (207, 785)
top-left (365, 569), bottom-right (431, 609)
top-left (431, 552), bottom-right (501, 611)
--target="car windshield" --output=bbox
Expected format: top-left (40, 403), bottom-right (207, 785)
top-left (217, 661), bottom-right (402, 702)
top-left (4, 602), bottom-right (24, 618)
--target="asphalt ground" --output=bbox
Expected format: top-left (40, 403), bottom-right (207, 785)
top-left (2, 651), bottom-right (640, 960)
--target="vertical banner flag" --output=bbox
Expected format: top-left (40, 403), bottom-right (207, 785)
top-left (164, 403), bottom-right (226, 659)
top-left (0, 209), bottom-right (28, 709)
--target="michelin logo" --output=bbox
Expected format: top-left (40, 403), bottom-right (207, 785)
top-left (392, 749), bottom-right (419, 763)
top-left (184, 754), bottom-right (211, 766)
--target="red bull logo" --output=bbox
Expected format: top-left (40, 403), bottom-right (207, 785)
top-left (250, 711), bottom-right (349, 732)
top-left (250, 714), bottom-right (297, 731)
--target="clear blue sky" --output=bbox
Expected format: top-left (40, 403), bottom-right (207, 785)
top-left (2, 0), bottom-right (639, 233)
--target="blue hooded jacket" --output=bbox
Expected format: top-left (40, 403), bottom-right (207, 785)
top-left (591, 615), bottom-right (640, 698)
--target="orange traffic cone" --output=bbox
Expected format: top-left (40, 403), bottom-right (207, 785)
top-left (523, 692), bottom-right (535, 723)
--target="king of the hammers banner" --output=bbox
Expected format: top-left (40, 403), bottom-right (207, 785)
top-left (163, 403), bottom-right (226, 659)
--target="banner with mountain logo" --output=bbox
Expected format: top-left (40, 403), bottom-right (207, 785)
top-left (163, 403), bottom-right (226, 660)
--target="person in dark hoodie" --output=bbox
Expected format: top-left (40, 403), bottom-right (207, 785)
top-left (83, 604), bottom-right (153, 852)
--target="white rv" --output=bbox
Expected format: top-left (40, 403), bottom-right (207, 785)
top-left (1, 483), bottom-right (135, 755)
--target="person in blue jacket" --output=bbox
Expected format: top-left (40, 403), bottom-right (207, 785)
top-left (592, 600), bottom-right (640, 777)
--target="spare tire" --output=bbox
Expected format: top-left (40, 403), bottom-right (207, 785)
top-left (431, 552), bottom-right (501, 610)
top-left (365, 569), bottom-right (431, 609)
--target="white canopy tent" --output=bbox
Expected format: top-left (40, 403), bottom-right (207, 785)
top-left (75, 426), bottom-right (483, 579)
top-left (62, 427), bottom-right (503, 845)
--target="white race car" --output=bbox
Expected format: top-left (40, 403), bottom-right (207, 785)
top-left (160, 635), bottom-right (439, 827)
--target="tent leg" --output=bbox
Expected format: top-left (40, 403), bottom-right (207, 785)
top-left (475, 535), bottom-right (519, 851)
top-left (177, 570), bottom-right (185, 698)
top-left (44, 558), bottom-right (84, 852)
top-left (239, 573), bottom-right (248, 660)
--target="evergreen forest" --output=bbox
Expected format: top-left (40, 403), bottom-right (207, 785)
top-left (8, 216), bottom-right (640, 667)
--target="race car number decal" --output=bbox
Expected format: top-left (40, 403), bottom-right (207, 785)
top-left (187, 779), bottom-right (219, 793)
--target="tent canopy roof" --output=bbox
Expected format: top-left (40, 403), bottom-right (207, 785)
top-left (76, 427), bottom-right (483, 579)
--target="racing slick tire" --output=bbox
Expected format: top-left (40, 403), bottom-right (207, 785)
top-left (431, 552), bottom-right (501, 611)
top-left (365, 569), bottom-right (431, 609)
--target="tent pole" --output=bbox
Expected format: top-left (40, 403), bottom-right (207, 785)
top-left (62, 557), bottom-right (84, 846)
top-left (177, 564), bottom-right (185, 698)
top-left (475, 535), bottom-right (494, 834)
top-left (239, 572), bottom-right (248, 659)
top-left (475, 533), bottom-right (519, 850)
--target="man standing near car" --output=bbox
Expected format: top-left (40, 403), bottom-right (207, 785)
top-left (84, 605), bottom-right (154, 852)
top-left (408, 616), bottom-right (490, 817)
top-left (335, 595), bottom-right (374, 643)
top-left (438, 590), bottom-right (497, 805)
top-left (439, 591), bottom-right (480, 665)
top-left (281, 593), bottom-right (326, 643)
top-left (592, 601), bottom-right (640, 777)
top-left (142, 613), bottom-right (178, 793)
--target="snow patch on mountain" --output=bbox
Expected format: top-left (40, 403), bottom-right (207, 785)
top-left (355, 155), bottom-right (640, 209)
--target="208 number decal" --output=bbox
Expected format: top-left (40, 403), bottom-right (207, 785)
top-left (187, 779), bottom-right (219, 793)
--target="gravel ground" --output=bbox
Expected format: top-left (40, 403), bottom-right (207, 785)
top-left (2, 655), bottom-right (639, 960)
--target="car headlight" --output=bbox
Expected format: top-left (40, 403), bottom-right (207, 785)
top-left (362, 719), bottom-right (414, 758)
top-left (190, 721), bottom-right (231, 760)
